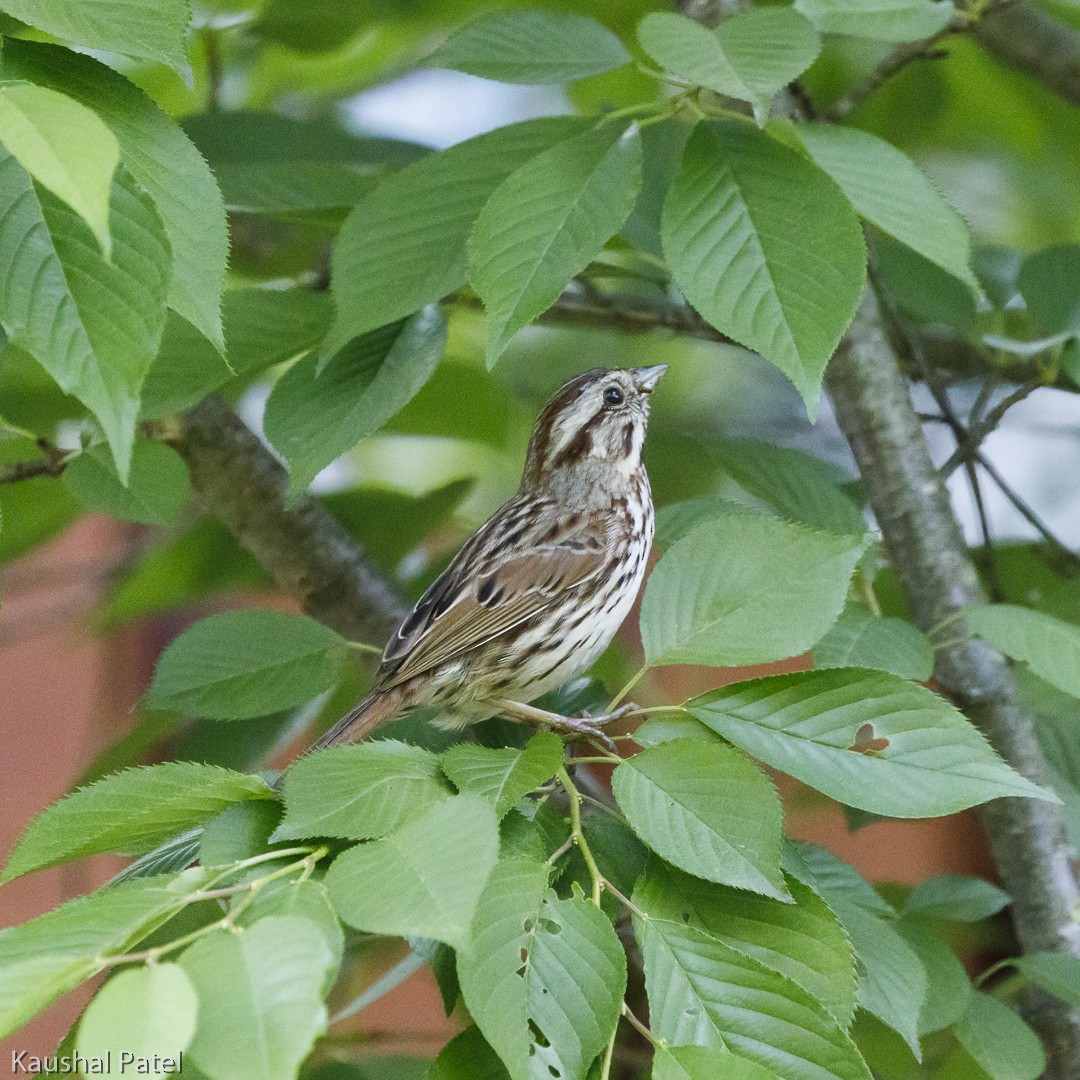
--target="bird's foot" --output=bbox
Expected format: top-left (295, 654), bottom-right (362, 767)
top-left (549, 713), bottom-right (619, 755)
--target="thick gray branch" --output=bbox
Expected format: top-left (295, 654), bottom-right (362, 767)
top-left (973, 2), bottom-right (1080, 109)
top-left (162, 396), bottom-right (409, 643)
top-left (827, 293), bottom-right (1080, 1078)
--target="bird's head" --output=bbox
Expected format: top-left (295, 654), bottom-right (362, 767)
top-left (522, 365), bottom-right (667, 489)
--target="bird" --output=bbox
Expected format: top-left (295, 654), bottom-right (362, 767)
top-left (310, 364), bottom-right (667, 752)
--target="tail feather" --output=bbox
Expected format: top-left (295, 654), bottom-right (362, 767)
top-left (308, 686), bottom-right (405, 753)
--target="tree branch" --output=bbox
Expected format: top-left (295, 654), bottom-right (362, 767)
top-left (972, 1), bottom-right (1080, 109)
top-left (157, 396), bottom-right (409, 643)
top-left (0, 439), bottom-right (67, 484)
top-left (826, 293), bottom-right (1080, 1077)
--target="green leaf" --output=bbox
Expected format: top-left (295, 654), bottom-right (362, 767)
top-left (0, 82), bottom-right (118, 257)
top-left (689, 668), bottom-right (1055, 817)
top-left (1012, 952), bottom-right (1080, 1007)
top-left (328, 117), bottom-right (589, 348)
top-left (428, 1027), bottom-right (510, 1080)
top-left (640, 509), bottom-right (866, 667)
top-left (0, 869), bottom-right (211, 1039)
top-left (903, 875), bottom-right (1010, 922)
top-left (812, 609), bottom-right (934, 682)
top-left (441, 732), bottom-right (564, 819)
top-left (633, 865), bottom-right (871, 1080)
top-left (953, 992), bottom-right (1046, 1080)
top-left (179, 916), bottom-right (333, 1080)
top-left (469, 124), bottom-right (642, 366)
top-left (798, 125), bottom-right (977, 290)
top-left (842, 906), bottom-right (926, 1056)
top-left (274, 740), bottom-right (452, 841)
top-left (792, 0), bottom-right (955, 43)
top-left (323, 479), bottom-right (473, 572)
top-left (897, 918), bottom-right (972, 1034)
top-left (643, 861), bottom-right (857, 1028)
top-left (2, 762), bottom-right (270, 884)
top-left (1019, 245), bottom-right (1080, 338)
top-left (264, 306), bottom-right (447, 498)
top-left (638, 10), bottom-right (820, 122)
top-left (874, 231), bottom-right (976, 333)
top-left (144, 610), bottom-right (348, 720)
top-left (709, 438), bottom-right (866, 537)
top-left (966, 603), bottom-right (1080, 700)
top-left (612, 739), bottom-right (789, 900)
top-left (0, 152), bottom-right (170, 479)
top-left (662, 121), bottom-right (865, 414)
top-left (783, 841), bottom-right (895, 918)
top-left (141, 288), bottom-right (332, 419)
top-left (0, 0), bottom-right (191, 71)
top-left (235, 879), bottom-right (344, 989)
top-left (325, 794), bottom-right (498, 948)
top-left (457, 856), bottom-right (626, 1080)
top-left (2, 40), bottom-right (228, 352)
top-left (426, 10), bottom-right (630, 84)
top-left (0, 435), bottom-right (79, 564)
top-left (200, 801), bottom-right (282, 867)
top-left (76, 964), bottom-right (197, 1075)
top-left (653, 1046), bottom-right (782, 1080)
top-left (62, 440), bottom-right (190, 526)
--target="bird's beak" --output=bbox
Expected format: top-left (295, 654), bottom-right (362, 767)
top-left (631, 365), bottom-right (668, 394)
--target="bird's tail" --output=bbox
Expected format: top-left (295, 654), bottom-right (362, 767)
top-left (307, 686), bottom-right (406, 753)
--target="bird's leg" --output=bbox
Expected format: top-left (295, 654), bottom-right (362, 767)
top-left (493, 698), bottom-right (620, 755)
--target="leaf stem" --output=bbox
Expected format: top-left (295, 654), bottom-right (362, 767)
top-left (557, 767), bottom-right (603, 907)
top-left (608, 665), bottom-right (648, 711)
top-left (622, 1001), bottom-right (663, 1047)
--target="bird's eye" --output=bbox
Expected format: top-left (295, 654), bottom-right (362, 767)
top-left (603, 386), bottom-right (625, 407)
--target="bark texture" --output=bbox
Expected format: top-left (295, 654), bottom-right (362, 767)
top-left (827, 293), bottom-right (1080, 1078)
top-left (166, 396), bottom-right (409, 643)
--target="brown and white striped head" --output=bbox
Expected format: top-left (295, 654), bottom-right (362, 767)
top-left (522, 366), bottom-right (667, 489)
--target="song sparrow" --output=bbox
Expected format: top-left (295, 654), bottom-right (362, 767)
top-left (312, 364), bottom-right (667, 751)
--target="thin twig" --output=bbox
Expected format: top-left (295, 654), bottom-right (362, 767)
top-left (0, 439), bottom-right (68, 485)
top-left (964, 460), bottom-right (1004, 601)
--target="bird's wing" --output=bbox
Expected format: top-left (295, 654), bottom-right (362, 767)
top-left (378, 502), bottom-right (610, 687)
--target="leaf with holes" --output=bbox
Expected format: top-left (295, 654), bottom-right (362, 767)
top-left (179, 916), bottom-right (333, 1080)
top-left (1, 41), bottom-right (227, 352)
top-left (2, 762), bottom-right (271, 884)
top-left (457, 856), bottom-right (626, 1080)
top-left (638, 10), bottom-right (819, 122)
top-left (793, 0), bottom-right (955, 43)
top-left (966, 604), bottom-right (1080, 700)
top-left (0, 82), bottom-right (118, 256)
top-left (613, 739), bottom-right (788, 900)
top-left (426, 10), bottom-right (630, 83)
top-left (441, 732), bottom-right (564, 819)
top-left (689, 668), bottom-right (1055, 816)
top-left (274, 740), bottom-right (452, 841)
top-left (662, 121), bottom-right (865, 414)
top-left (469, 123), bottom-right (642, 366)
top-left (799, 125), bottom-right (977, 290)
top-left (264, 305), bottom-right (447, 498)
top-left (328, 117), bottom-right (589, 348)
top-left (325, 794), bottom-right (498, 948)
top-left (144, 610), bottom-right (348, 720)
top-left (633, 865), bottom-right (871, 1080)
top-left (640, 509), bottom-right (866, 667)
